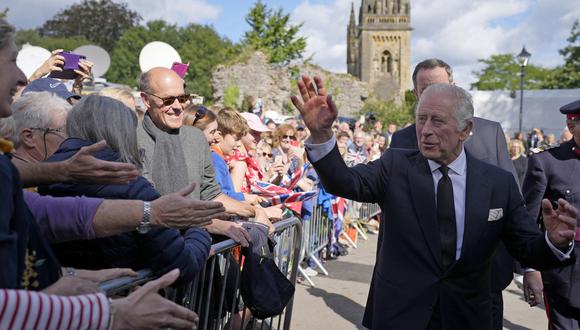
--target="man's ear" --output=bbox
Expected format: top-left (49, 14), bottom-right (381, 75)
top-left (459, 119), bottom-right (474, 142)
top-left (19, 128), bottom-right (36, 148)
top-left (140, 92), bottom-right (151, 109)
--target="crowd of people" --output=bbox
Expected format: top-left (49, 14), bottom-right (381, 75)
top-left (2, 14), bottom-right (580, 330)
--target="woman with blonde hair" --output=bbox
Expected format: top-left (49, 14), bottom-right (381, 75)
top-left (509, 139), bottom-right (527, 187)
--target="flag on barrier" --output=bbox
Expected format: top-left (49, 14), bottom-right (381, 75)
top-left (263, 191), bottom-right (317, 206)
top-left (280, 163), bottom-right (310, 190)
top-left (251, 181), bottom-right (291, 196)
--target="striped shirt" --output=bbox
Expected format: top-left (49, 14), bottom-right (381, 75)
top-left (0, 289), bottom-right (110, 330)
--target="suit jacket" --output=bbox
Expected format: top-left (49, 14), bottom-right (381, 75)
top-left (390, 117), bottom-right (517, 292)
top-left (523, 139), bottom-right (580, 308)
top-left (313, 146), bottom-right (566, 330)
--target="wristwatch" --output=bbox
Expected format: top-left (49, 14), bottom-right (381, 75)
top-left (136, 201), bottom-right (152, 234)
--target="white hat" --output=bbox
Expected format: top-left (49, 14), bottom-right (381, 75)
top-left (240, 112), bottom-right (271, 132)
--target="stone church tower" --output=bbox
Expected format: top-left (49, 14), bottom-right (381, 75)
top-left (347, 0), bottom-right (412, 100)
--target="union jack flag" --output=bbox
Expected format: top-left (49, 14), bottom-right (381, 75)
top-left (280, 163), bottom-right (311, 190)
top-left (263, 191), bottom-right (317, 206)
top-left (251, 181), bottom-right (291, 196)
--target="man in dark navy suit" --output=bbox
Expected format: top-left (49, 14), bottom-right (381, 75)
top-left (523, 100), bottom-right (580, 330)
top-left (390, 59), bottom-right (525, 330)
top-left (291, 76), bottom-right (577, 330)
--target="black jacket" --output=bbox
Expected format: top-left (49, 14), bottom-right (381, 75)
top-left (390, 117), bottom-right (518, 292)
top-left (313, 146), bottom-right (569, 330)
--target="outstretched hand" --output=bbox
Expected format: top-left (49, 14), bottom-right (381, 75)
top-left (542, 198), bottom-right (577, 250)
top-left (64, 140), bottom-right (139, 184)
top-left (290, 75), bottom-right (338, 143)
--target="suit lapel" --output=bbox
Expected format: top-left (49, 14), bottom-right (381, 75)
top-left (408, 154), bottom-right (441, 266)
top-left (460, 153), bottom-right (492, 261)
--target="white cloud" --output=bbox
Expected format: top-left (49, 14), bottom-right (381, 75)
top-left (291, 0), bottom-right (352, 72)
top-left (126, 0), bottom-right (220, 25)
top-left (292, 0), bottom-right (577, 89)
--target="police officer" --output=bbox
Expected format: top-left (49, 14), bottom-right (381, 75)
top-left (523, 99), bottom-right (580, 330)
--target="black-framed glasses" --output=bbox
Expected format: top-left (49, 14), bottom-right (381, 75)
top-left (30, 127), bottom-right (65, 137)
top-left (29, 127), bottom-right (66, 160)
top-left (282, 134), bottom-right (296, 140)
top-left (145, 92), bottom-right (191, 107)
top-left (192, 106), bottom-right (208, 126)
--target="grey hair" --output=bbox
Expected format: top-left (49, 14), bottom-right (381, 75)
top-left (0, 18), bottom-right (15, 49)
top-left (10, 91), bottom-right (71, 147)
top-left (139, 70), bottom-right (153, 93)
top-left (66, 94), bottom-right (142, 168)
top-left (412, 58), bottom-right (453, 89)
top-left (0, 117), bottom-right (15, 140)
top-left (418, 84), bottom-right (474, 130)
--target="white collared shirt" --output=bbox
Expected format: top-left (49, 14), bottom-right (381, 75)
top-left (427, 149), bottom-right (467, 260)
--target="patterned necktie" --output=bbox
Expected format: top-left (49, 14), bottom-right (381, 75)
top-left (437, 165), bottom-right (457, 269)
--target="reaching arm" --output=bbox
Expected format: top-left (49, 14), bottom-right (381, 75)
top-left (15, 141), bottom-right (138, 188)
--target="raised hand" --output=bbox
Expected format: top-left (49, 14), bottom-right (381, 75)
top-left (542, 198), bottom-right (578, 249)
top-left (28, 49), bottom-right (65, 81)
top-left (290, 75), bottom-right (338, 143)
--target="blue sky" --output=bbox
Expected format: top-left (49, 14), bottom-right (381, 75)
top-left (4, 0), bottom-right (579, 88)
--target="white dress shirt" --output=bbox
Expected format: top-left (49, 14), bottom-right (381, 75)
top-left (305, 134), bottom-right (572, 261)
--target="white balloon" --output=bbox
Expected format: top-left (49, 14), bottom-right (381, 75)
top-left (74, 45), bottom-right (111, 77)
top-left (17, 44), bottom-right (51, 79)
top-left (139, 41), bottom-right (181, 73)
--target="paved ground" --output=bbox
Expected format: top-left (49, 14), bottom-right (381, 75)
top-left (291, 233), bottom-right (548, 330)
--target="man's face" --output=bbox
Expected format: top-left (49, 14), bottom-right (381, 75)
top-left (387, 124), bottom-right (397, 134)
top-left (567, 119), bottom-right (580, 145)
top-left (414, 67), bottom-right (450, 98)
top-left (416, 90), bottom-right (471, 165)
top-left (141, 70), bottom-right (186, 131)
top-left (0, 35), bottom-right (27, 118)
top-left (354, 133), bottom-right (365, 147)
top-left (25, 111), bottom-right (67, 162)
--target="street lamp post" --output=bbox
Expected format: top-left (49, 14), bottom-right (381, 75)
top-left (517, 46), bottom-right (531, 134)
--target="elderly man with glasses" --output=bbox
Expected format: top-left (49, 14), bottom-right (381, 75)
top-left (10, 91), bottom-right (69, 167)
top-left (138, 67), bottom-right (280, 232)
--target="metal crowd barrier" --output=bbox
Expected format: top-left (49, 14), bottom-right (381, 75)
top-left (298, 200), bottom-right (331, 287)
top-left (103, 217), bottom-right (303, 330)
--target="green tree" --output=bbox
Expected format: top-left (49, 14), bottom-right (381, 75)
top-left (471, 54), bottom-right (553, 91)
top-left (38, 0), bottom-right (141, 51)
top-left (106, 20), bottom-right (236, 100)
top-left (361, 96), bottom-right (415, 129)
top-left (542, 20), bottom-right (580, 89)
top-left (15, 29), bottom-right (89, 51)
top-left (242, 1), bottom-right (307, 64)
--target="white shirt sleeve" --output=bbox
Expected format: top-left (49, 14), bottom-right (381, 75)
top-left (304, 135), bottom-right (337, 163)
top-left (545, 232), bottom-right (574, 260)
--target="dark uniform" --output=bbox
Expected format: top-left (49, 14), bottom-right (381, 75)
top-left (522, 99), bottom-right (580, 330)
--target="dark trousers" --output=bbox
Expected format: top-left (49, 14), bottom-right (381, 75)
top-left (545, 292), bottom-right (580, 330)
top-left (491, 291), bottom-right (503, 330)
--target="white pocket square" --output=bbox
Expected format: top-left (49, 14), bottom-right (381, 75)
top-left (488, 208), bottom-right (503, 221)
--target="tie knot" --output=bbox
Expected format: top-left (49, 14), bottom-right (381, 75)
top-left (439, 165), bottom-right (449, 177)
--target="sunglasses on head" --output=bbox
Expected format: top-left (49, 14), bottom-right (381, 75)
top-left (146, 92), bottom-right (191, 107)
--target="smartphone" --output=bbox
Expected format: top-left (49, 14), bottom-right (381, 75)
top-left (274, 155), bottom-right (283, 164)
top-left (48, 51), bottom-right (86, 80)
top-left (171, 62), bottom-right (189, 78)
